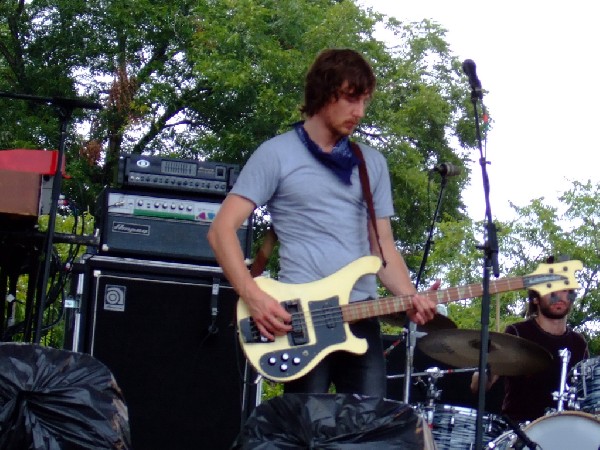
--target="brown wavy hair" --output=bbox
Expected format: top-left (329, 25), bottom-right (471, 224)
top-left (300, 48), bottom-right (376, 117)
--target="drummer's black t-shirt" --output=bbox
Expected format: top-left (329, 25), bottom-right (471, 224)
top-left (502, 318), bottom-right (589, 423)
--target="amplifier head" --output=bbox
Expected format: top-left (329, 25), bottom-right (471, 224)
top-left (117, 154), bottom-right (239, 196)
top-left (96, 188), bottom-right (253, 264)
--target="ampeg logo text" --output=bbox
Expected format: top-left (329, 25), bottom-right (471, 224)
top-left (136, 159), bottom-right (151, 168)
top-left (104, 285), bottom-right (126, 312)
top-left (112, 221), bottom-right (150, 236)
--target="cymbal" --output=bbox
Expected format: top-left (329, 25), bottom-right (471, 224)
top-left (418, 314), bottom-right (457, 333)
top-left (381, 313), bottom-right (457, 332)
top-left (417, 329), bottom-right (553, 376)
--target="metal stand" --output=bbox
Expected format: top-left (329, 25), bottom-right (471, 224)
top-left (402, 172), bottom-right (452, 404)
top-left (241, 359), bottom-right (262, 429)
top-left (0, 91), bottom-right (101, 343)
top-left (461, 69), bottom-right (501, 450)
top-left (391, 366), bottom-right (478, 426)
top-left (552, 348), bottom-right (574, 412)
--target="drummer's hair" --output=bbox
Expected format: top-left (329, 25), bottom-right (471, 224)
top-left (526, 291), bottom-right (540, 317)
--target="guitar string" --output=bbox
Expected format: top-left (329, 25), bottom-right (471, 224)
top-left (247, 295), bottom-right (415, 339)
top-left (245, 277), bottom-right (535, 339)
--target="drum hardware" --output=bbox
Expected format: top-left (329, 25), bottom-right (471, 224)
top-left (382, 313), bottom-right (456, 362)
top-left (387, 366), bottom-right (441, 427)
top-left (386, 363), bottom-right (477, 409)
top-left (488, 350), bottom-right (600, 449)
top-left (383, 315), bottom-right (457, 405)
top-left (388, 366), bottom-right (478, 380)
top-left (487, 415), bottom-right (539, 450)
top-left (569, 356), bottom-right (600, 414)
top-left (488, 411), bottom-right (600, 450)
top-left (424, 403), bottom-right (507, 450)
top-left (551, 348), bottom-right (579, 412)
top-left (383, 329), bottom-right (427, 358)
top-left (570, 362), bottom-right (585, 405)
top-left (419, 367), bottom-right (445, 425)
top-left (393, 366), bottom-right (504, 449)
top-left (417, 329), bottom-right (553, 376)
top-left (386, 328), bottom-right (508, 449)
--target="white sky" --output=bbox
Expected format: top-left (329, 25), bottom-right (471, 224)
top-left (358, 1), bottom-right (599, 221)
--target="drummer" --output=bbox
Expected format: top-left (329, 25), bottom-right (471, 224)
top-left (471, 255), bottom-right (589, 423)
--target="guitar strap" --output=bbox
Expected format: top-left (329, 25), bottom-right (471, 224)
top-left (249, 141), bottom-right (386, 276)
top-left (350, 141), bottom-right (387, 268)
top-left (249, 225), bottom-right (278, 277)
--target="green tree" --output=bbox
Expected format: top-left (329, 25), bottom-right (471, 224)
top-left (505, 181), bottom-right (600, 352)
top-left (2, 1), bottom-right (485, 353)
top-left (428, 180), bottom-right (600, 353)
top-left (1, 0), bottom-right (478, 247)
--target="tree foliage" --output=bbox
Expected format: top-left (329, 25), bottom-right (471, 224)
top-left (1, 0), bottom-right (477, 261)
top-left (2, 0), bottom-right (497, 357)
top-left (426, 180), bottom-right (600, 353)
top-left (3, 0), bottom-right (599, 377)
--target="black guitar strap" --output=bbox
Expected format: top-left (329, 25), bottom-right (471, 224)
top-left (249, 141), bottom-right (386, 276)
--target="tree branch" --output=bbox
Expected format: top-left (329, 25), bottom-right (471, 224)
top-left (131, 105), bottom-right (184, 154)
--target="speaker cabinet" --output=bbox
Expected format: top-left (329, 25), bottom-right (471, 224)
top-left (75, 255), bottom-right (255, 450)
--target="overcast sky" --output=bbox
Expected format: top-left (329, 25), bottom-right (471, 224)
top-left (357, 1), bottom-right (599, 221)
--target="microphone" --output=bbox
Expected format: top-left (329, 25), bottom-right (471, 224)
top-left (462, 59), bottom-right (482, 93)
top-left (431, 163), bottom-right (461, 177)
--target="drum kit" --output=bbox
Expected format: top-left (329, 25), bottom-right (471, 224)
top-left (388, 315), bottom-right (600, 450)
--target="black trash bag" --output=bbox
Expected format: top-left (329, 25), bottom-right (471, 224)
top-left (0, 343), bottom-right (131, 450)
top-left (234, 393), bottom-right (431, 449)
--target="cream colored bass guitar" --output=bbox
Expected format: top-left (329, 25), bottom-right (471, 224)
top-left (237, 256), bottom-right (582, 382)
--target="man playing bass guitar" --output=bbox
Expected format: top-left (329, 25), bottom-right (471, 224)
top-left (207, 48), bottom-right (437, 397)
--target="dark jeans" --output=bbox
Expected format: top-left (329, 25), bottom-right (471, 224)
top-left (283, 318), bottom-right (386, 397)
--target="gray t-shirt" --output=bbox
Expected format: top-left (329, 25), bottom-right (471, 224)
top-left (231, 129), bottom-right (394, 301)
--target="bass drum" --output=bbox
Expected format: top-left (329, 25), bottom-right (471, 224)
top-left (488, 411), bottom-right (600, 450)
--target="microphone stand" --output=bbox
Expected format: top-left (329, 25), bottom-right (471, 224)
top-left (402, 172), bottom-right (450, 404)
top-left (0, 91), bottom-right (102, 344)
top-left (466, 86), bottom-right (500, 450)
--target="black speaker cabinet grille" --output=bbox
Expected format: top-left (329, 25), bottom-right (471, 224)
top-left (77, 256), bottom-right (254, 450)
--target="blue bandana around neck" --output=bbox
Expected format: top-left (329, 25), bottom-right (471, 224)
top-left (294, 122), bottom-right (359, 185)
